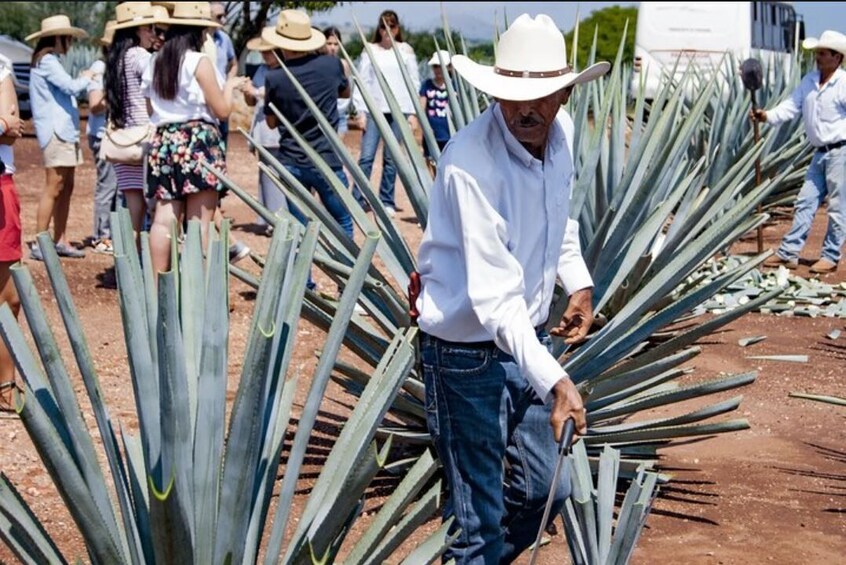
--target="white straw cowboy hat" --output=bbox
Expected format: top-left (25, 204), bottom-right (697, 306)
top-left (25, 15), bottom-right (88, 43)
top-left (428, 50), bottom-right (452, 67)
top-left (165, 2), bottom-right (221, 29)
top-left (246, 32), bottom-right (276, 52)
top-left (451, 14), bottom-right (610, 101)
top-left (802, 30), bottom-right (846, 56)
top-left (261, 10), bottom-right (325, 52)
top-left (111, 2), bottom-right (169, 31)
top-left (100, 20), bottom-right (117, 47)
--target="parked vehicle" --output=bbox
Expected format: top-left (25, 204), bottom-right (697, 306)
top-left (0, 34), bottom-right (33, 119)
top-left (630, 1), bottom-right (805, 102)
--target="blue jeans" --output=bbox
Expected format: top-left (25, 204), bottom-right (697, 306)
top-left (87, 134), bottom-right (118, 239)
top-left (421, 332), bottom-right (569, 563)
top-left (778, 146), bottom-right (846, 264)
top-left (257, 150), bottom-right (289, 226)
top-left (352, 113), bottom-right (403, 209)
top-left (282, 162), bottom-right (353, 239)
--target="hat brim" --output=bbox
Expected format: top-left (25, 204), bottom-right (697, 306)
top-left (452, 55), bottom-right (610, 101)
top-left (25, 27), bottom-right (88, 43)
top-left (246, 35), bottom-right (275, 52)
top-left (111, 14), bottom-right (171, 31)
top-left (261, 26), bottom-right (325, 52)
top-left (165, 18), bottom-right (221, 29)
top-left (802, 37), bottom-right (846, 55)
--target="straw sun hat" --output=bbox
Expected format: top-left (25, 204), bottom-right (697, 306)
top-left (100, 20), bottom-right (117, 47)
top-left (246, 33), bottom-right (276, 52)
top-left (111, 1), bottom-right (170, 31)
top-left (261, 10), bottom-right (325, 52)
top-left (802, 30), bottom-right (846, 56)
top-left (25, 15), bottom-right (88, 43)
top-left (451, 13), bottom-right (610, 102)
top-left (164, 2), bottom-right (221, 29)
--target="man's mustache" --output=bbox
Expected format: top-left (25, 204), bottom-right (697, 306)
top-left (513, 115), bottom-right (541, 127)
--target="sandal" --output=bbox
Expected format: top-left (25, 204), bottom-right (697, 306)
top-left (0, 381), bottom-right (22, 417)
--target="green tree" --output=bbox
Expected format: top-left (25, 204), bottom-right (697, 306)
top-left (0, 1), bottom-right (116, 44)
top-left (563, 5), bottom-right (637, 66)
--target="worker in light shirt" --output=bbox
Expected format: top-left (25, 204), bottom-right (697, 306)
top-left (414, 13), bottom-right (610, 563)
top-left (754, 29), bottom-right (846, 275)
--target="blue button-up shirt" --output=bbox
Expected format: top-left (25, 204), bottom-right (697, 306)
top-left (30, 53), bottom-right (91, 148)
top-left (768, 68), bottom-right (846, 147)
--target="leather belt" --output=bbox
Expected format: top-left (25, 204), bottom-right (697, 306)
top-left (424, 324), bottom-right (548, 350)
top-left (817, 139), bottom-right (846, 153)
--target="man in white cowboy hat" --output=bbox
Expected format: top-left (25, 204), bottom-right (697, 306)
top-left (414, 13), bottom-right (609, 562)
top-left (754, 29), bottom-right (846, 275)
top-left (262, 10), bottom-right (354, 243)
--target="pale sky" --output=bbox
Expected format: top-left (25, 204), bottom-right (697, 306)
top-left (311, 2), bottom-right (835, 41)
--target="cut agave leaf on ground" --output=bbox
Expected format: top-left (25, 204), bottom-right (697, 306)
top-left (738, 335), bottom-right (767, 347)
top-left (746, 355), bottom-right (809, 363)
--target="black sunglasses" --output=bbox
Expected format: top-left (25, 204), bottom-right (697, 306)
top-left (381, 23), bottom-right (398, 30)
top-left (154, 27), bottom-right (167, 37)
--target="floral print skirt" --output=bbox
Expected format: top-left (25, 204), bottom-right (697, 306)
top-left (146, 120), bottom-right (227, 201)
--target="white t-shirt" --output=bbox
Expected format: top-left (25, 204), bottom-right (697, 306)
top-left (353, 42), bottom-right (420, 115)
top-left (141, 51), bottom-right (222, 126)
top-left (0, 64), bottom-right (15, 174)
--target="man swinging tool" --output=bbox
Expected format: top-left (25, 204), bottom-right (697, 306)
top-left (411, 13), bottom-right (609, 563)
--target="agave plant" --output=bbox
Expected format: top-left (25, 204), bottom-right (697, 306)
top-left (208, 11), bottom-right (810, 562)
top-left (0, 214), bottom-right (451, 563)
top-left (560, 442), bottom-right (662, 565)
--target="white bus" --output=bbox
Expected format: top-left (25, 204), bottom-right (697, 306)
top-left (630, 1), bottom-right (804, 101)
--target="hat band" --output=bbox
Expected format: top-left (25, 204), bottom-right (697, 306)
top-left (494, 66), bottom-right (571, 78)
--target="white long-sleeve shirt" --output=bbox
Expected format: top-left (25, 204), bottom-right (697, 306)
top-left (352, 42), bottom-right (420, 115)
top-left (767, 68), bottom-right (846, 147)
top-left (416, 103), bottom-right (593, 403)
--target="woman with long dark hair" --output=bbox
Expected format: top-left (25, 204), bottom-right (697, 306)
top-left (26, 15), bottom-right (93, 261)
top-left (104, 2), bottom-right (167, 244)
top-left (322, 26), bottom-right (351, 136)
top-left (350, 10), bottom-right (420, 217)
top-left (141, 2), bottom-right (247, 276)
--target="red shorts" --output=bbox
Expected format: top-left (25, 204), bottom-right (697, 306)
top-left (0, 174), bottom-right (22, 262)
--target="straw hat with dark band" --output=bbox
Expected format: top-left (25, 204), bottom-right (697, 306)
top-left (25, 15), bottom-right (88, 43)
top-left (451, 14), bottom-right (609, 102)
top-left (261, 10), bottom-right (325, 52)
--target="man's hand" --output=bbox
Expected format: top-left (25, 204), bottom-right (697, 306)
top-left (749, 108), bottom-right (767, 123)
top-left (550, 377), bottom-right (587, 441)
top-left (550, 287), bottom-right (593, 344)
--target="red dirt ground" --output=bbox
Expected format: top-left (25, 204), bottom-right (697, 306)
top-left (0, 125), bottom-right (843, 564)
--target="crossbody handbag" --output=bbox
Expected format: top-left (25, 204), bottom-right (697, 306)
top-left (99, 122), bottom-right (155, 165)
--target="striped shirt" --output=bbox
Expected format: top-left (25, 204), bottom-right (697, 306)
top-left (121, 47), bottom-right (152, 127)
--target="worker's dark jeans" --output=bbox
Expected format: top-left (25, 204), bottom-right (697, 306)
top-left (420, 331), bottom-right (569, 563)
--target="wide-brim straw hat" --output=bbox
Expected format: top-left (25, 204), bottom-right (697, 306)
top-left (428, 50), bottom-right (452, 66)
top-left (25, 15), bottom-right (88, 43)
top-left (802, 30), bottom-right (846, 56)
top-left (164, 2), bottom-right (221, 29)
top-left (451, 13), bottom-right (610, 102)
top-left (111, 2), bottom-right (168, 30)
top-left (247, 32), bottom-right (276, 52)
top-left (100, 20), bottom-right (117, 47)
top-left (261, 10), bottom-right (325, 52)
